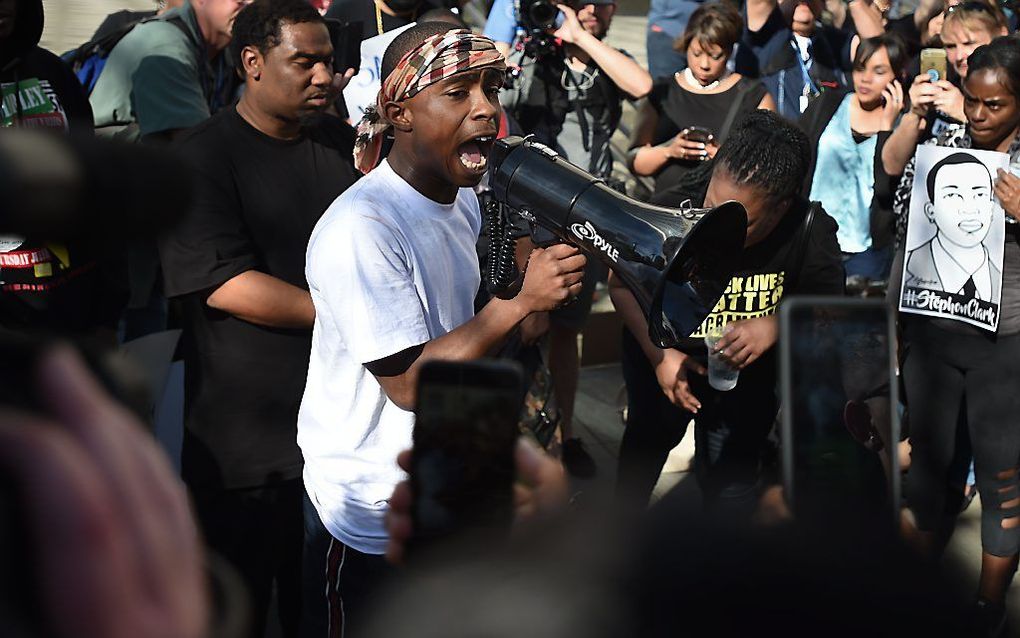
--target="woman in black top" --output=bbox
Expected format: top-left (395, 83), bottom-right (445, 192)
top-left (893, 37), bottom-right (1020, 633)
top-left (628, 1), bottom-right (775, 205)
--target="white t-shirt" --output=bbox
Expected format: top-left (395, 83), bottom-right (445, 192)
top-left (298, 160), bottom-right (482, 555)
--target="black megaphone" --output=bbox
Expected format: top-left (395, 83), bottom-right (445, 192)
top-left (486, 136), bottom-right (747, 348)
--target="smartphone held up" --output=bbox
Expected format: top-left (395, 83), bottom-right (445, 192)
top-left (920, 48), bottom-right (948, 83)
top-left (409, 360), bottom-right (525, 555)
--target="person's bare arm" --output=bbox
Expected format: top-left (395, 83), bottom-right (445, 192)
top-left (881, 74), bottom-right (934, 175)
top-left (608, 273), bottom-right (704, 412)
top-left (368, 245), bottom-right (587, 410)
top-left (556, 5), bottom-right (653, 98)
top-left (206, 270), bottom-right (315, 329)
top-left (881, 115), bottom-right (925, 175)
top-left (847, 0), bottom-right (885, 39)
top-left (630, 100), bottom-right (684, 176)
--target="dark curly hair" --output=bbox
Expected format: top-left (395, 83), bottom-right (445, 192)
top-left (659, 110), bottom-right (811, 208)
top-left (231, 0), bottom-right (325, 67)
top-left (716, 109), bottom-right (810, 206)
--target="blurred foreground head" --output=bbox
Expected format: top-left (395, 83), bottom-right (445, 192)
top-left (0, 130), bottom-right (192, 241)
top-left (363, 504), bottom-right (971, 638)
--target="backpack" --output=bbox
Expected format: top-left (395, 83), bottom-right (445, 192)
top-left (61, 14), bottom-right (188, 96)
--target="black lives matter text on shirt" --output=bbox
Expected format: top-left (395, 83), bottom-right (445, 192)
top-left (683, 198), bottom-right (844, 354)
top-left (159, 107), bottom-right (358, 490)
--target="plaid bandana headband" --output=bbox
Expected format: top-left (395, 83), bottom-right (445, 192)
top-left (353, 29), bottom-right (506, 174)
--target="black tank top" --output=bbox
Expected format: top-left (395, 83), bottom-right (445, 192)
top-left (648, 76), bottom-right (768, 197)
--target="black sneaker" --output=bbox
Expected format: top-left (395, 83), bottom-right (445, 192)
top-left (562, 438), bottom-right (597, 478)
top-left (973, 599), bottom-right (1008, 638)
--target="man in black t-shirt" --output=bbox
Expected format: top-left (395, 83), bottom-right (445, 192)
top-left (611, 111), bottom-right (844, 514)
top-left (157, 2), bottom-right (357, 637)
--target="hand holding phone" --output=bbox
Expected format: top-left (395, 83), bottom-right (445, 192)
top-left (667, 127), bottom-right (717, 161)
top-left (387, 436), bottom-right (568, 564)
top-left (683, 126), bottom-right (715, 144)
top-left (409, 360), bottom-right (524, 553)
top-left (880, 79), bottom-right (904, 129)
top-left (908, 72), bottom-right (939, 117)
top-left (780, 298), bottom-right (900, 530)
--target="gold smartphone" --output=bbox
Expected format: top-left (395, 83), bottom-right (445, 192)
top-left (920, 48), bottom-right (948, 82)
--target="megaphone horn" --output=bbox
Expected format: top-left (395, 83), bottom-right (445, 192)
top-left (486, 136), bottom-right (747, 349)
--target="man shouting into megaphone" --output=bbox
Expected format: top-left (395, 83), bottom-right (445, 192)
top-left (297, 23), bottom-right (585, 635)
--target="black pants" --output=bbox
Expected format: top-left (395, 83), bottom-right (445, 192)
top-left (301, 492), bottom-right (394, 638)
top-left (616, 328), bottom-right (777, 517)
top-left (191, 479), bottom-right (304, 638)
top-left (903, 322), bottom-right (1020, 557)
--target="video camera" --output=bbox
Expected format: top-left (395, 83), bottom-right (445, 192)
top-left (513, 0), bottom-right (563, 59)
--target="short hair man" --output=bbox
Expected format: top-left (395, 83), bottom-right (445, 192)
top-left (905, 151), bottom-right (1001, 300)
top-left (90, 0), bottom-right (248, 142)
top-left (298, 22), bottom-right (586, 636)
top-left (157, 1), bottom-right (358, 635)
top-left (499, 0), bottom-right (652, 477)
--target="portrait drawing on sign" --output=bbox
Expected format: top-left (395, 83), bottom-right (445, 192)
top-left (905, 152), bottom-right (1001, 301)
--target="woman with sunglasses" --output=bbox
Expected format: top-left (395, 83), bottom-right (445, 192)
top-left (891, 36), bottom-right (1020, 637)
top-left (800, 34), bottom-right (908, 286)
top-left (627, 2), bottom-right (775, 206)
top-left (881, 1), bottom-right (1008, 177)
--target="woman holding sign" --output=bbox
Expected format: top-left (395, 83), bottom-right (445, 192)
top-left (892, 36), bottom-right (1020, 635)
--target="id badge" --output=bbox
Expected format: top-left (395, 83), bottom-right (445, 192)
top-left (799, 93), bottom-right (810, 113)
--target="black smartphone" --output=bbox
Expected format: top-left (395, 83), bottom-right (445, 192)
top-left (780, 298), bottom-right (900, 530)
top-left (325, 18), bottom-right (362, 75)
top-left (411, 360), bottom-right (524, 549)
top-left (683, 126), bottom-right (714, 144)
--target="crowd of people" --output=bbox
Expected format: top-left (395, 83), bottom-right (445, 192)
top-left (2, 0), bottom-right (1020, 635)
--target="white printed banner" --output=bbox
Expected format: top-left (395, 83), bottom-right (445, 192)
top-left (899, 145), bottom-right (1010, 331)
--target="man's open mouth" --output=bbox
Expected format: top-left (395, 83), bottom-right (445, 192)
top-left (458, 135), bottom-right (496, 172)
top-left (959, 220), bottom-right (984, 234)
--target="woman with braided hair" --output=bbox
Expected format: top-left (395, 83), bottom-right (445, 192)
top-left (612, 109), bottom-right (845, 514)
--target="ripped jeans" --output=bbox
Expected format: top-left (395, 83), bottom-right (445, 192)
top-left (903, 321), bottom-right (1020, 557)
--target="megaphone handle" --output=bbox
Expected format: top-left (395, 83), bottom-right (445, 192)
top-left (484, 200), bottom-right (521, 298)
